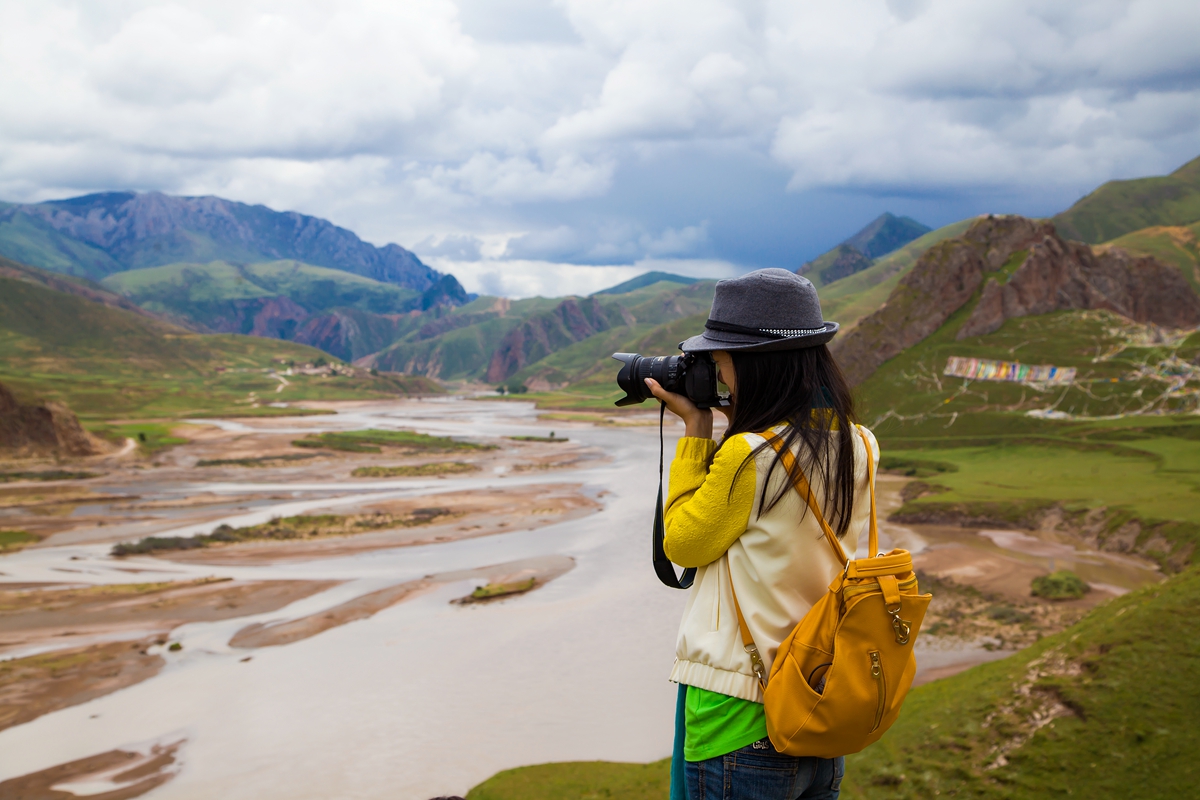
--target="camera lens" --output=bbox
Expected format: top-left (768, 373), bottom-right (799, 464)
top-left (612, 353), bottom-right (684, 407)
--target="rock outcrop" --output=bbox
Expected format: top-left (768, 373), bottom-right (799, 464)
top-left (830, 214), bottom-right (1200, 386)
top-left (958, 236), bottom-right (1200, 338)
top-left (486, 297), bottom-right (629, 382)
top-left (294, 309), bottom-right (413, 363)
top-left (0, 383), bottom-right (102, 458)
top-left (831, 216), bottom-right (1054, 385)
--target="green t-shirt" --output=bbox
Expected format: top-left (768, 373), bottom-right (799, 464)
top-left (683, 685), bottom-right (768, 761)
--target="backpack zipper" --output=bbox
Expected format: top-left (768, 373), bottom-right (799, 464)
top-left (869, 650), bottom-right (885, 732)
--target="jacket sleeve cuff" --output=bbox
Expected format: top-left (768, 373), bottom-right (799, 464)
top-left (675, 437), bottom-right (718, 462)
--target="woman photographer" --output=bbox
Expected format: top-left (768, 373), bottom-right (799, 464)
top-left (645, 268), bottom-right (878, 800)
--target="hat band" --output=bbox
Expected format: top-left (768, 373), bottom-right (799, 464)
top-left (705, 318), bottom-right (826, 340)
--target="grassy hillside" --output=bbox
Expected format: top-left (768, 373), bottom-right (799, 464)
top-left (468, 760), bottom-right (669, 800)
top-left (101, 260), bottom-right (421, 323)
top-left (594, 272), bottom-right (698, 295)
top-left (368, 297), bottom-right (562, 379)
top-left (1098, 222), bottom-right (1200, 294)
top-left (855, 289), bottom-right (1200, 570)
top-left (514, 313), bottom-right (710, 409)
top-left (0, 213), bottom-right (123, 280)
top-left (842, 566), bottom-right (1200, 799)
top-left (468, 566), bottom-right (1200, 799)
top-left (1053, 154), bottom-right (1200, 243)
top-left (371, 282), bottom-right (715, 383)
top-left (0, 273), bottom-right (437, 419)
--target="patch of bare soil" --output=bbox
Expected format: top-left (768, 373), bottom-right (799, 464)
top-left (915, 570), bottom-right (1091, 652)
top-left (0, 578), bottom-right (340, 656)
top-left (230, 554), bottom-right (574, 648)
top-left (913, 543), bottom-right (1120, 609)
top-left (164, 484), bottom-right (601, 565)
top-left (509, 442), bottom-right (608, 472)
top-left (0, 637), bottom-right (164, 733)
top-left (0, 578), bottom-right (339, 731)
top-left (0, 739), bottom-right (183, 799)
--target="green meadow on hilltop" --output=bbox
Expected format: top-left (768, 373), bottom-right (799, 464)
top-left (1099, 222), bottom-right (1200, 294)
top-left (1053, 155), bottom-right (1200, 244)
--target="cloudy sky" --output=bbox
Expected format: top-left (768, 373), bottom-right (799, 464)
top-left (1, 1), bottom-right (1198, 297)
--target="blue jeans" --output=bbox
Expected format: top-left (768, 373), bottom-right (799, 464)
top-left (685, 738), bottom-right (844, 800)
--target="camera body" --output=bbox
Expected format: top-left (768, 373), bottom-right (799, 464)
top-left (612, 352), bottom-right (728, 408)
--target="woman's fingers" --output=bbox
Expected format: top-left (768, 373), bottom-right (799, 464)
top-left (645, 377), bottom-right (695, 416)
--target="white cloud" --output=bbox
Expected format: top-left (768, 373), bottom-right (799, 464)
top-left (0, 0), bottom-right (1196, 285)
top-left (432, 255), bottom-right (738, 298)
top-left (430, 257), bottom-right (645, 298)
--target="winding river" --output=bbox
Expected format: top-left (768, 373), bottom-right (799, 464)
top-left (0, 398), bottom-right (1162, 798)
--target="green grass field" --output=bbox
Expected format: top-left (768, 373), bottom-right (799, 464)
top-left (467, 759), bottom-right (670, 800)
top-left (851, 298), bottom-right (1200, 568)
top-left (0, 273), bottom-right (439, 419)
top-left (468, 566), bottom-right (1200, 799)
top-left (291, 429), bottom-right (487, 453)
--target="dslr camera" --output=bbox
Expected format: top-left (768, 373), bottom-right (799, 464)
top-left (611, 352), bottom-right (728, 408)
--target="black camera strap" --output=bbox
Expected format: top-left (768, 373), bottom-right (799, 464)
top-left (653, 401), bottom-right (695, 590)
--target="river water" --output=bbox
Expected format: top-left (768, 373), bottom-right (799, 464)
top-left (2, 399), bottom-right (692, 799)
top-left (0, 398), bottom-right (1162, 798)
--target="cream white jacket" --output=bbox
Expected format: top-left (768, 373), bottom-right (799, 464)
top-left (663, 425), bottom-right (879, 702)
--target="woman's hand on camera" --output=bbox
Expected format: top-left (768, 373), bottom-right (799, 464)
top-left (645, 378), bottom-right (714, 439)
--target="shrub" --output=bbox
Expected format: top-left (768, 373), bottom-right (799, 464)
top-left (1031, 570), bottom-right (1091, 600)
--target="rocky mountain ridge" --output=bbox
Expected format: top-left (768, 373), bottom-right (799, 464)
top-left (486, 297), bottom-right (632, 382)
top-left (799, 212), bottom-right (931, 286)
top-left (832, 215), bottom-right (1200, 386)
top-left (959, 233), bottom-right (1200, 339)
top-left (0, 191), bottom-right (461, 296)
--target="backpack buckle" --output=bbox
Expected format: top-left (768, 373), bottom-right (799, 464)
top-left (886, 603), bottom-right (912, 645)
top-left (745, 643), bottom-right (767, 687)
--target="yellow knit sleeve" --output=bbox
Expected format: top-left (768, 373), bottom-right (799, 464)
top-left (662, 434), bottom-right (757, 568)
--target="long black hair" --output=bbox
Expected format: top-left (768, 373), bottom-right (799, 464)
top-left (718, 344), bottom-right (858, 537)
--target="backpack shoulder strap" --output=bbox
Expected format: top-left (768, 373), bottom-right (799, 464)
top-left (856, 425), bottom-right (879, 558)
top-left (763, 432), bottom-right (848, 566)
top-left (764, 424), bottom-right (880, 562)
top-left (726, 560), bottom-right (767, 691)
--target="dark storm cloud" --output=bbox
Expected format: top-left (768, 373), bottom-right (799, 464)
top-left (0, 0), bottom-right (1196, 296)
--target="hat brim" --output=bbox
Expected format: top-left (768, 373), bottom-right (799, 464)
top-left (679, 321), bottom-right (839, 353)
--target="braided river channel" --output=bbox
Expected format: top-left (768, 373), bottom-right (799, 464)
top-left (0, 398), bottom-right (1161, 798)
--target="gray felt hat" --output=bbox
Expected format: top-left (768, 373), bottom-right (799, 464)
top-left (679, 268), bottom-right (839, 353)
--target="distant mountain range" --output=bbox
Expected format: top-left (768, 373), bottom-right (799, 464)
top-left (0, 191), bottom-right (459, 294)
top-left (799, 213), bottom-right (932, 286)
top-left (2, 154), bottom-right (1198, 406)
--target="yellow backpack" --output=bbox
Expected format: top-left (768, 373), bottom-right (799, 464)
top-left (729, 426), bottom-right (931, 758)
